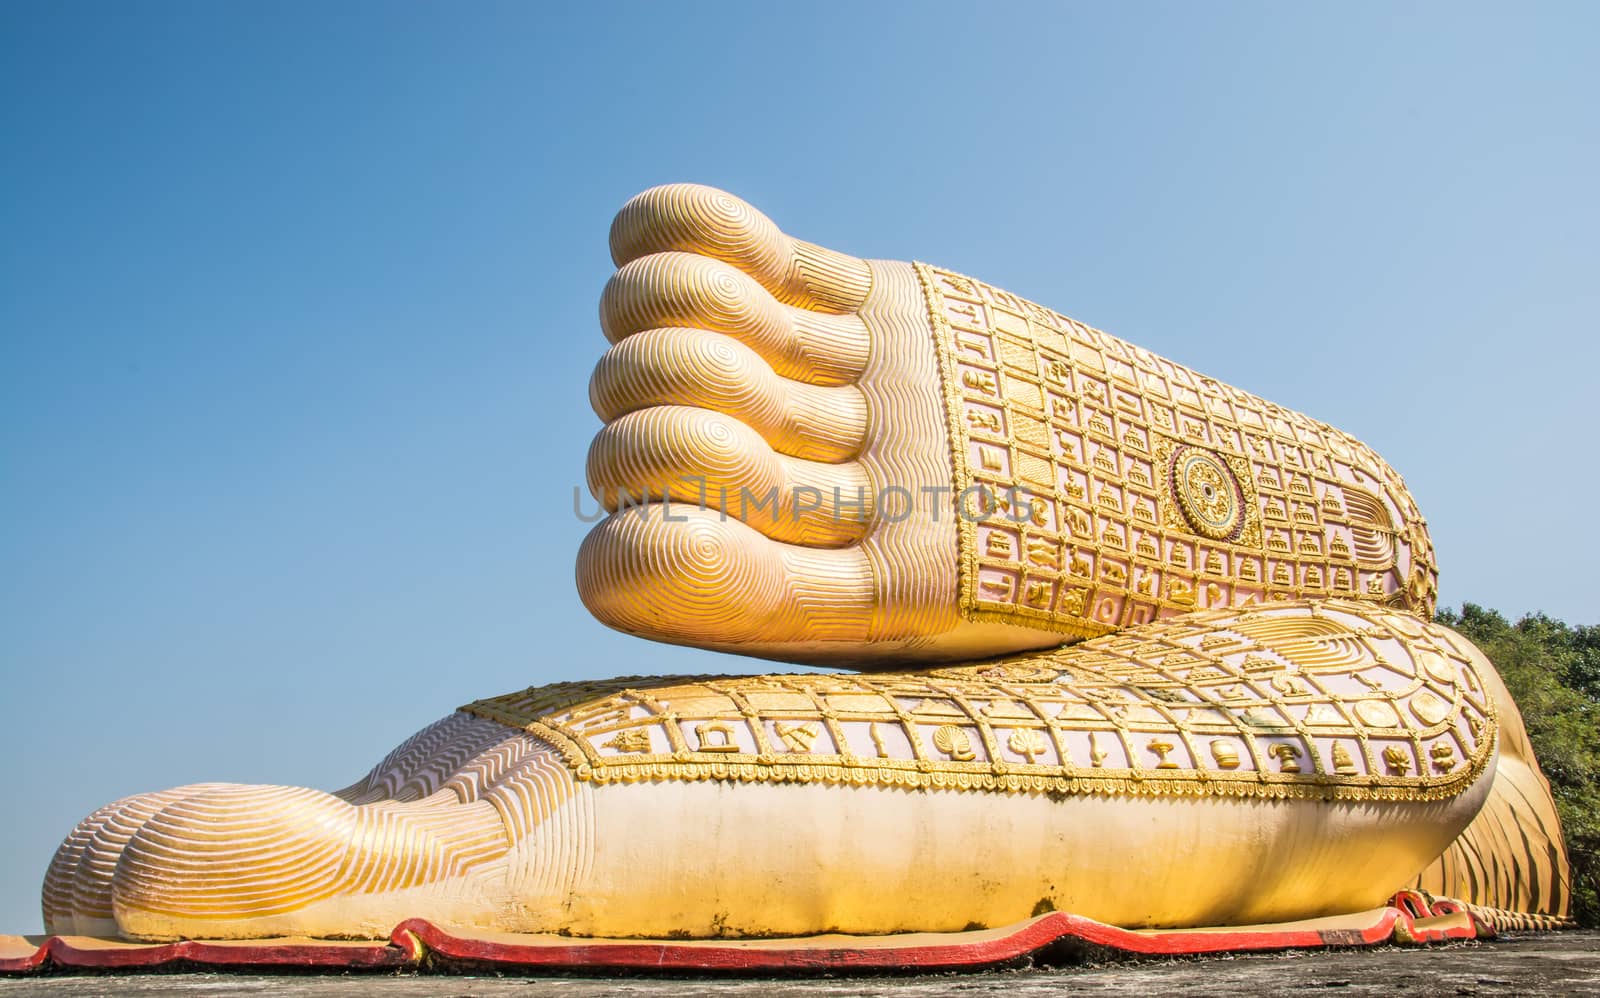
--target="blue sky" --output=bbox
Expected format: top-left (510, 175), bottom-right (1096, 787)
top-left (1, 2), bottom-right (1595, 933)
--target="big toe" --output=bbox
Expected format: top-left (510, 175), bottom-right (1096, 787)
top-left (42, 784), bottom-right (226, 936)
top-left (112, 784), bottom-right (371, 938)
top-left (609, 183), bottom-right (872, 314)
top-left (110, 783), bottom-right (509, 940)
top-left (576, 503), bottom-right (875, 655)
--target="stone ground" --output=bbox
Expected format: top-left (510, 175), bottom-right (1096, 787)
top-left (2, 932), bottom-right (1597, 996)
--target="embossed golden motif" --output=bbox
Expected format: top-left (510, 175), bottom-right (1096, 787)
top-left (695, 721), bottom-right (740, 753)
top-left (1332, 742), bottom-right (1359, 775)
top-left (1007, 728), bottom-right (1048, 763)
top-left (1171, 445), bottom-right (1247, 541)
top-left (1383, 746), bottom-right (1413, 776)
top-left (1210, 739), bottom-right (1241, 769)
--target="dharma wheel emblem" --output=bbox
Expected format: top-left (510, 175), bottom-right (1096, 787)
top-left (1170, 445), bottom-right (1246, 541)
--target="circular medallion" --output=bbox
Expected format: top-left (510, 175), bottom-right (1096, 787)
top-left (1170, 446), bottom-right (1246, 541)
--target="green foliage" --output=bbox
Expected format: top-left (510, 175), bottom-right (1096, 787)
top-left (1435, 603), bottom-right (1600, 927)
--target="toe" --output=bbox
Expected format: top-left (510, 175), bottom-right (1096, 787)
top-left (609, 183), bottom-right (872, 314)
top-left (586, 406), bottom-right (872, 547)
top-left (589, 327), bottom-right (868, 463)
top-left (42, 803), bottom-right (105, 934)
top-left (112, 783), bottom-right (513, 937)
top-left (43, 785), bottom-right (226, 935)
top-left (576, 504), bottom-right (875, 654)
top-left (600, 253), bottom-right (869, 386)
top-left (115, 786), bottom-right (354, 925)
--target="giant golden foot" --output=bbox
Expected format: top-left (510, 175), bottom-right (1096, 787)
top-left (43, 186), bottom-right (1569, 940)
top-left (580, 185), bottom-right (1436, 665)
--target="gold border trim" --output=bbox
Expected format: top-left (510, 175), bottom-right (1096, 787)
top-left (498, 714), bottom-right (1493, 804)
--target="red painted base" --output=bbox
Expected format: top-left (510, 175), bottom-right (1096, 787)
top-left (0, 894), bottom-right (1491, 976)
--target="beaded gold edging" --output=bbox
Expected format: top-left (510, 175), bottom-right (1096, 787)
top-left (463, 601), bottom-right (1497, 804)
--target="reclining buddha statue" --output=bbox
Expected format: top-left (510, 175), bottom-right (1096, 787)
top-left (43, 185), bottom-right (1571, 942)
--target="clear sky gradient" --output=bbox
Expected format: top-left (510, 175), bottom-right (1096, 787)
top-left (2, 2), bottom-right (1595, 932)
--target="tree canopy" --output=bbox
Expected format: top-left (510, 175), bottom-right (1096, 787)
top-left (1436, 603), bottom-right (1600, 927)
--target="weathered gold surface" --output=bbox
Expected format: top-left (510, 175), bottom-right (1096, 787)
top-left (41, 183), bottom-right (1568, 942)
top-left (465, 600), bottom-right (1493, 804)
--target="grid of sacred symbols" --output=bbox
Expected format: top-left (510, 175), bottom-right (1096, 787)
top-left (519, 602), bottom-right (1490, 790)
top-left (918, 264), bottom-right (1435, 634)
